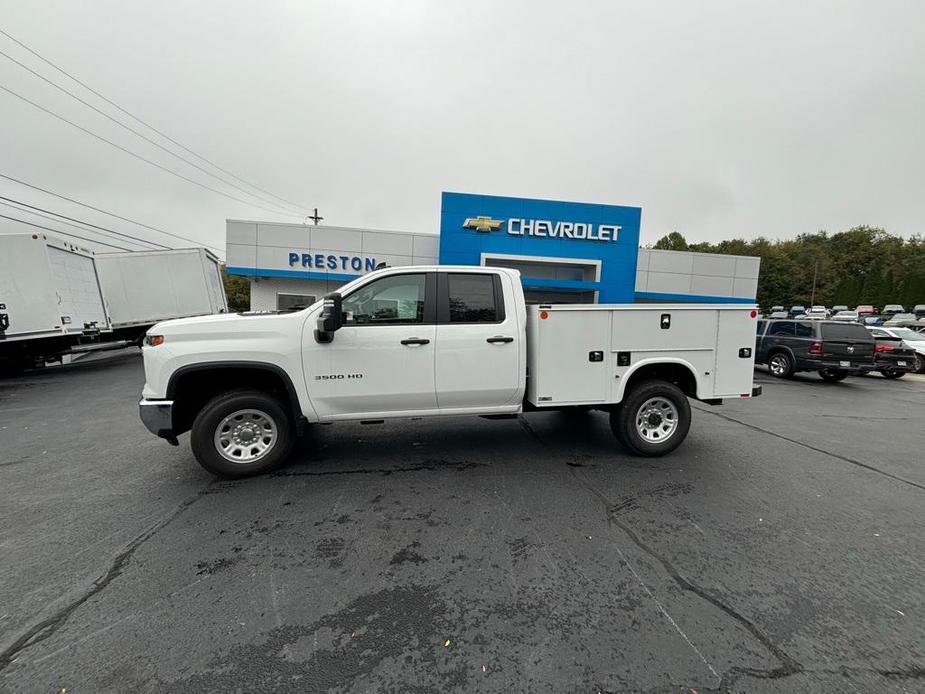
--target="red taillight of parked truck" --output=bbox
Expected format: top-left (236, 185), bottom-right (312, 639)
top-left (875, 342), bottom-right (895, 353)
top-left (808, 341), bottom-right (823, 356)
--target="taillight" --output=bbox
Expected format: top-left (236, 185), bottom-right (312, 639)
top-left (808, 341), bottom-right (823, 356)
top-left (875, 343), bottom-right (895, 353)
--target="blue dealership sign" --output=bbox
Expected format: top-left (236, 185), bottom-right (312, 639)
top-left (438, 191), bottom-right (642, 302)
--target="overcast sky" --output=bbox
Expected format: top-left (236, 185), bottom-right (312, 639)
top-left (1, 0), bottom-right (923, 256)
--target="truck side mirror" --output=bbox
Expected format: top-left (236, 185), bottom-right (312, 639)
top-left (314, 292), bottom-right (343, 343)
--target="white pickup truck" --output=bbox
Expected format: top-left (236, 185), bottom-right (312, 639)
top-left (139, 265), bottom-right (761, 477)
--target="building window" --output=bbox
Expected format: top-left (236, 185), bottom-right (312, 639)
top-left (447, 274), bottom-right (500, 323)
top-left (342, 273), bottom-right (426, 325)
top-left (277, 293), bottom-right (316, 312)
top-left (483, 255), bottom-right (598, 282)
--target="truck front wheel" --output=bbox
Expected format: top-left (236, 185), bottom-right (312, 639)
top-left (190, 390), bottom-right (294, 478)
top-left (610, 380), bottom-right (691, 457)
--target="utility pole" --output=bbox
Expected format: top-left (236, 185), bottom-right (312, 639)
top-left (306, 208), bottom-right (323, 225)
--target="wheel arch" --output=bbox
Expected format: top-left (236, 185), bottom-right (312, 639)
top-left (617, 358), bottom-right (700, 402)
top-left (167, 361), bottom-right (306, 436)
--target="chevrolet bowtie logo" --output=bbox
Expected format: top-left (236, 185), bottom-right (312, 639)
top-left (462, 216), bottom-right (503, 233)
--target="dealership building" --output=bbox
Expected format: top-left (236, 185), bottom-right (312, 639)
top-left (226, 192), bottom-right (760, 311)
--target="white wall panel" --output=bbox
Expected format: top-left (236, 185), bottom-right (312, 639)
top-left (257, 223), bottom-right (311, 249)
top-left (649, 249), bottom-right (693, 274)
top-left (413, 234), bottom-right (439, 258)
top-left (733, 277), bottom-right (759, 298)
top-left (226, 221), bottom-right (256, 245)
top-left (226, 243), bottom-right (256, 268)
top-left (690, 274), bottom-right (734, 297)
top-left (362, 231), bottom-right (413, 255)
top-left (692, 253), bottom-right (737, 277)
top-left (310, 226), bottom-right (363, 251)
top-left (735, 256), bottom-right (761, 279)
top-left (645, 271), bottom-right (692, 294)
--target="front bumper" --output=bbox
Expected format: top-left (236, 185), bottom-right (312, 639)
top-left (139, 399), bottom-right (178, 445)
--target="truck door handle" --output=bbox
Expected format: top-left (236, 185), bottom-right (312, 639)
top-left (400, 338), bottom-right (430, 346)
top-left (486, 336), bottom-right (514, 344)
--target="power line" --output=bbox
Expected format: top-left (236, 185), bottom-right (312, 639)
top-left (0, 212), bottom-right (132, 250)
top-left (0, 199), bottom-right (152, 250)
top-left (0, 46), bottom-right (305, 217)
top-left (0, 195), bottom-right (170, 249)
top-left (0, 172), bottom-right (224, 253)
top-left (0, 82), bottom-right (302, 219)
top-left (0, 27), bottom-right (312, 214)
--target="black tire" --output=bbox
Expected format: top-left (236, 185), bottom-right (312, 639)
top-left (767, 351), bottom-right (794, 378)
top-left (915, 354), bottom-right (925, 374)
top-left (190, 390), bottom-right (294, 478)
top-left (818, 368), bottom-right (849, 382)
top-left (610, 380), bottom-right (691, 457)
top-left (879, 369), bottom-right (905, 379)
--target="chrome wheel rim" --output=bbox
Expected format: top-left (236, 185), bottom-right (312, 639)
top-left (636, 397), bottom-right (679, 443)
top-left (769, 355), bottom-right (787, 375)
top-left (214, 409), bottom-right (277, 463)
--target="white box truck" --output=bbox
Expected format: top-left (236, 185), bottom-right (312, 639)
top-left (0, 233), bottom-right (111, 373)
top-left (95, 248), bottom-right (227, 343)
top-left (138, 265), bottom-right (761, 478)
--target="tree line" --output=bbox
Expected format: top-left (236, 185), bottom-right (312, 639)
top-left (652, 226), bottom-right (925, 310)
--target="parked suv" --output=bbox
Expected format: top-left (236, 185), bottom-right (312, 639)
top-left (755, 319), bottom-right (875, 381)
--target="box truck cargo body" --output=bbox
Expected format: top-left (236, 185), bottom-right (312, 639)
top-left (0, 233), bottom-right (111, 373)
top-left (95, 248), bottom-right (227, 339)
top-left (0, 233), bottom-right (110, 343)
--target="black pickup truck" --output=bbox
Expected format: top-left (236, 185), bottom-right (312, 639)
top-left (755, 319), bottom-right (875, 381)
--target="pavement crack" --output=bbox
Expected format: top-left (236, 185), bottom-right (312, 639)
top-left (696, 407), bottom-right (925, 492)
top-left (878, 666), bottom-right (925, 679)
top-left (569, 467), bottom-right (804, 685)
top-left (0, 484), bottom-right (213, 672)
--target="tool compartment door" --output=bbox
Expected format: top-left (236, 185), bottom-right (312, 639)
top-left (531, 310), bottom-right (610, 404)
top-left (713, 309), bottom-right (758, 396)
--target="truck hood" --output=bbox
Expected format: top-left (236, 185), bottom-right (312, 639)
top-left (150, 310), bottom-right (311, 335)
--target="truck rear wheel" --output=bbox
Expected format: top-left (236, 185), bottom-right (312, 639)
top-left (190, 390), bottom-right (294, 478)
top-left (610, 380), bottom-right (691, 457)
top-left (767, 351), bottom-right (794, 378)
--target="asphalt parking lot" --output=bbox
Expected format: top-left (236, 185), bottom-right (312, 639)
top-left (1, 352), bottom-right (924, 693)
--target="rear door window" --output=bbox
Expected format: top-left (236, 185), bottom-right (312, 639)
top-left (444, 274), bottom-right (504, 323)
top-left (821, 323), bottom-right (872, 341)
top-left (794, 322), bottom-right (814, 338)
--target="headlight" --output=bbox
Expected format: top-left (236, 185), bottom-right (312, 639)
top-left (143, 334), bottom-right (165, 347)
